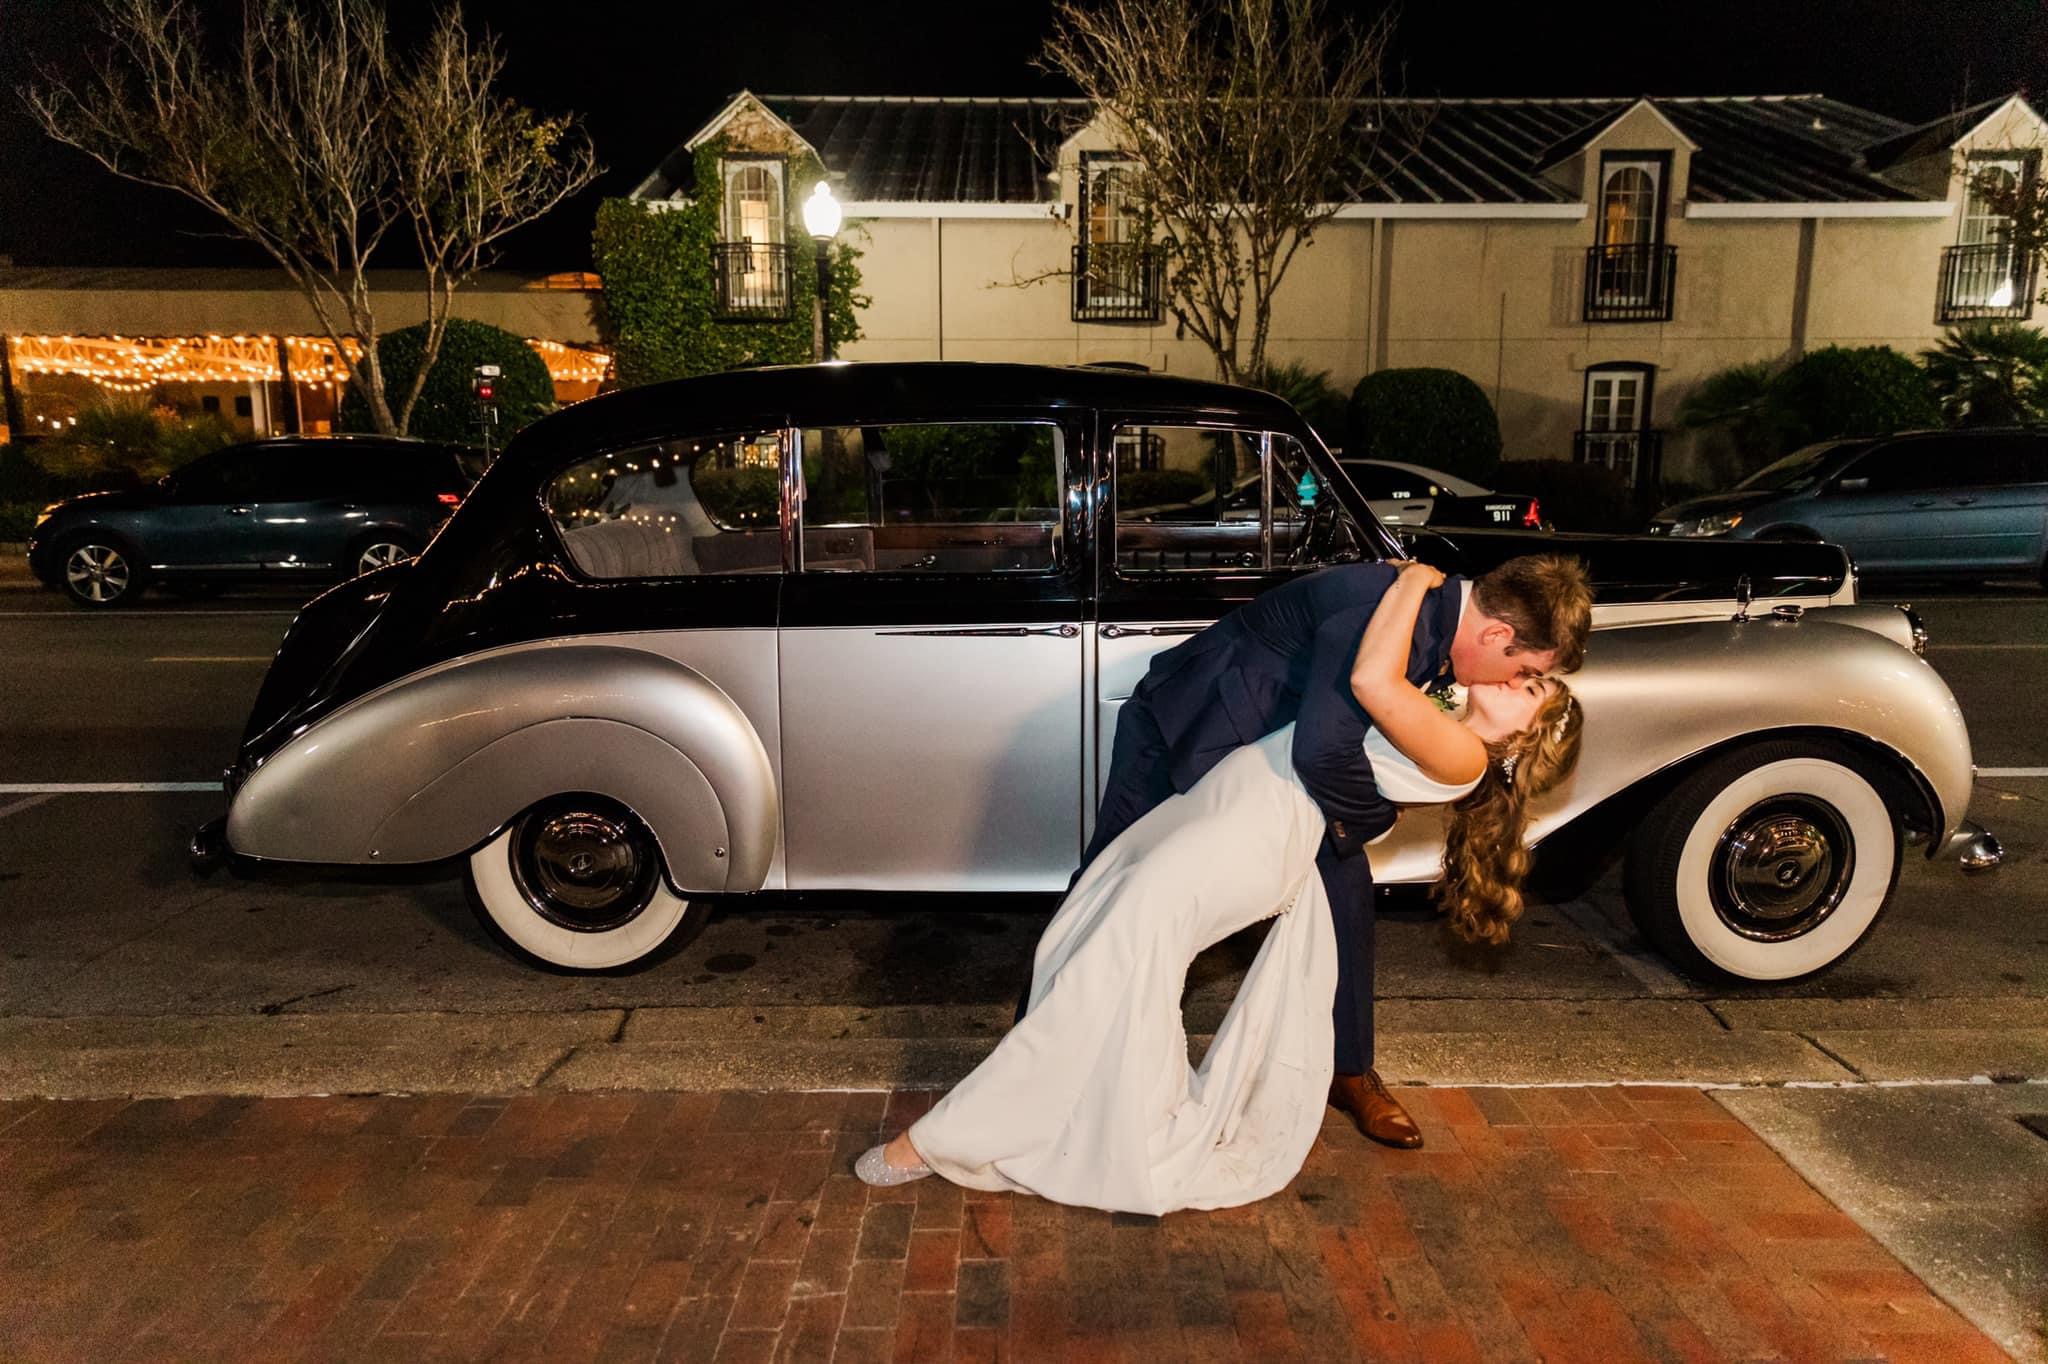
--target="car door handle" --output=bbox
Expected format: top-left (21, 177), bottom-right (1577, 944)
top-left (1911, 500), bottom-right (1936, 508)
top-left (1951, 497), bottom-right (1978, 506)
top-left (878, 625), bottom-right (1080, 638)
top-left (226, 505), bottom-right (253, 516)
top-left (1100, 624), bottom-right (1206, 639)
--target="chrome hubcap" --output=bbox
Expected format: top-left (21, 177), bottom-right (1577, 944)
top-left (65, 545), bottom-right (130, 602)
top-left (356, 542), bottom-right (411, 575)
top-left (509, 799), bottom-right (658, 934)
top-left (1710, 796), bottom-right (1855, 942)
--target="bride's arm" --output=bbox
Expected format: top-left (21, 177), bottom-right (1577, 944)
top-left (1349, 566), bottom-right (1487, 787)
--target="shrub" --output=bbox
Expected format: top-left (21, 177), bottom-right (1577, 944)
top-left (1769, 345), bottom-right (1939, 450)
top-left (22, 400), bottom-right (233, 486)
top-left (339, 318), bottom-right (553, 442)
top-left (1920, 322), bottom-right (2048, 427)
top-left (1346, 368), bottom-right (1502, 483)
top-left (1118, 468), bottom-right (1209, 512)
top-left (1486, 459), bottom-right (1640, 534)
top-left (691, 466), bottom-right (780, 527)
top-left (1249, 359), bottom-right (1347, 444)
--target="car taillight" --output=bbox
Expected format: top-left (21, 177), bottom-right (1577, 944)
top-left (1521, 498), bottom-right (1542, 528)
top-left (436, 492), bottom-right (462, 507)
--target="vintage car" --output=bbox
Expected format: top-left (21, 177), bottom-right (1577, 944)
top-left (194, 363), bottom-right (1996, 983)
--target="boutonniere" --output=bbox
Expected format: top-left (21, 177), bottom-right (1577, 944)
top-left (1430, 687), bottom-right (1459, 714)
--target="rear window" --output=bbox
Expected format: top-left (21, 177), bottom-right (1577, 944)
top-left (1340, 462), bottom-right (1441, 501)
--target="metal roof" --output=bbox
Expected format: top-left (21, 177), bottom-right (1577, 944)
top-left (633, 92), bottom-right (1992, 207)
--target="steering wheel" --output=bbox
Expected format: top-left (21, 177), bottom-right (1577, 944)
top-left (1285, 494), bottom-right (1341, 567)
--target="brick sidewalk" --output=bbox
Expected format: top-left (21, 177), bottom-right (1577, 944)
top-left (0, 1086), bottom-right (2010, 1363)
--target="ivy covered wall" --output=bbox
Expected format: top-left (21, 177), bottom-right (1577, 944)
top-left (593, 140), bottom-right (866, 388)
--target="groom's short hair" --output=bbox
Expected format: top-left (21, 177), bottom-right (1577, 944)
top-left (1472, 555), bottom-right (1593, 673)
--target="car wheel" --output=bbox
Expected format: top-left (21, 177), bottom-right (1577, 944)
top-left (465, 794), bottom-right (708, 971)
top-left (350, 536), bottom-right (417, 578)
top-left (60, 538), bottom-right (140, 607)
top-left (1622, 741), bottom-right (1900, 982)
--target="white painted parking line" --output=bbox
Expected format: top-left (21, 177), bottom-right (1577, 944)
top-left (146, 656), bottom-right (270, 663)
top-left (0, 794), bottom-right (54, 821)
top-left (0, 782), bottom-right (219, 794)
top-left (1979, 767), bottom-right (2048, 778)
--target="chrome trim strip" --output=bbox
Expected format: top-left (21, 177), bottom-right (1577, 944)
top-left (878, 625), bottom-right (1079, 638)
top-left (1099, 623), bottom-right (1205, 639)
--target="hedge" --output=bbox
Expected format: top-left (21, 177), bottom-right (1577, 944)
top-left (1347, 368), bottom-right (1502, 483)
top-left (339, 318), bottom-right (553, 442)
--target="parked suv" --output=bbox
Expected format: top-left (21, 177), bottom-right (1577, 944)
top-left (27, 435), bottom-right (477, 607)
top-left (1651, 428), bottom-right (2048, 582)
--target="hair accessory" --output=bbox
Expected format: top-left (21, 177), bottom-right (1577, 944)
top-left (1551, 710), bottom-right (1571, 745)
top-left (1498, 752), bottom-right (1520, 781)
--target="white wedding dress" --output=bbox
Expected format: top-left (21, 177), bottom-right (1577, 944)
top-left (907, 721), bottom-right (1478, 1215)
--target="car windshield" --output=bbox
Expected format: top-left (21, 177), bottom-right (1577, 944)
top-left (1735, 441), bottom-right (1868, 493)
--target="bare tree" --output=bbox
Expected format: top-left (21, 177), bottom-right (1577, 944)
top-left (1044, 0), bottom-right (1407, 383)
top-left (24, 0), bottom-right (601, 435)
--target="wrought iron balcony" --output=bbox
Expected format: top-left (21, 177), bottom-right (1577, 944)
top-left (712, 241), bottom-right (794, 321)
top-left (1573, 428), bottom-right (1663, 490)
top-left (1073, 243), bottom-right (1165, 323)
top-left (1937, 242), bottom-right (2038, 322)
top-left (1583, 243), bottom-right (1677, 323)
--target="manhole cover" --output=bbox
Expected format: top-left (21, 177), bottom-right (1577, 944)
top-left (2018, 1115), bottom-right (2048, 1143)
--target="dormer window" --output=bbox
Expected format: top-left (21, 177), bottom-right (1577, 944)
top-left (1940, 152), bottom-right (2039, 321)
top-left (1073, 156), bottom-right (1163, 323)
top-left (714, 156), bottom-right (793, 320)
top-left (1584, 154), bottom-right (1677, 323)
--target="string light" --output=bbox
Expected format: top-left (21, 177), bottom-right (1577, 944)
top-left (8, 334), bottom-right (612, 395)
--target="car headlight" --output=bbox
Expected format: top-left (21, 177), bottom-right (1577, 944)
top-left (1670, 512), bottom-right (1743, 537)
top-left (33, 503), bottom-right (60, 529)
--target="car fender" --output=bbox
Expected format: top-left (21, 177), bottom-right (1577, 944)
top-left (225, 645), bottom-right (778, 889)
top-left (1368, 617), bottom-right (1973, 883)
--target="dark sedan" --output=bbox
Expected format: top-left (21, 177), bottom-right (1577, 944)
top-left (26, 435), bottom-right (476, 607)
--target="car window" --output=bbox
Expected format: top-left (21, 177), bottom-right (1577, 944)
top-left (1271, 437), bottom-right (1371, 569)
top-left (797, 422), bottom-right (1061, 573)
top-left (1950, 433), bottom-right (2048, 488)
top-left (1114, 425), bottom-right (1364, 573)
top-left (544, 433), bottom-right (786, 580)
top-left (1840, 441), bottom-right (1950, 494)
top-left (1738, 440), bottom-right (1869, 494)
top-left (168, 447), bottom-right (274, 502)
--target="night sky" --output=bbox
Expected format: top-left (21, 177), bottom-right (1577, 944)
top-left (2, 0), bottom-right (2041, 272)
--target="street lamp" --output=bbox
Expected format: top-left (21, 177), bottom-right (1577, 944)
top-left (801, 181), bottom-right (842, 362)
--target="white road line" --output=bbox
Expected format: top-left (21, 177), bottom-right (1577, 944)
top-left (147, 656), bottom-right (270, 663)
top-left (1979, 767), bottom-right (2048, 778)
top-left (0, 782), bottom-right (219, 794)
top-left (1926, 643), bottom-right (2048, 651)
top-left (0, 610), bottom-right (297, 619)
top-left (0, 794), bottom-right (54, 820)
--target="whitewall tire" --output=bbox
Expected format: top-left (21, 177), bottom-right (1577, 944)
top-left (1624, 743), bottom-right (1901, 982)
top-left (465, 796), bottom-right (704, 971)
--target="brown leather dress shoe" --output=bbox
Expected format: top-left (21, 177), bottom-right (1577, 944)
top-left (1329, 1070), bottom-right (1424, 1149)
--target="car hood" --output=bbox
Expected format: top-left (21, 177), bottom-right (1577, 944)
top-left (1651, 488), bottom-right (1782, 522)
top-left (1390, 525), bottom-right (1850, 605)
top-left (48, 486), bottom-right (162, 515)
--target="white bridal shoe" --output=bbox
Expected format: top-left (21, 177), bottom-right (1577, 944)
top-left (855, 1143), bottom-right (932, 1186)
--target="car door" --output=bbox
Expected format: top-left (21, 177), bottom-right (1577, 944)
top-left (777, 413), bottom-right (1089, 891)
top-left (151, 445), bottom-right (271, 570)
top-left (1805, 438), bottom-right (1949, 573)
top-left (239, 443), bottom-right (355, 573)
top-left (1094, 417), bottom-right (1381, 834)
top-left (1921, 433), bottom-right (2048, 572)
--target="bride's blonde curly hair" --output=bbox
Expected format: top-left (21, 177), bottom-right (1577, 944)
top-left (1433, 681), bottom-right (1585, 946)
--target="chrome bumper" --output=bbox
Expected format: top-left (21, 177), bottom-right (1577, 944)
top-left (1937, 820), bottom-right (2003, 871)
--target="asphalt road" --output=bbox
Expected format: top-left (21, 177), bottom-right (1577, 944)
top-left (1, 560), bottom-right (2044, 1026)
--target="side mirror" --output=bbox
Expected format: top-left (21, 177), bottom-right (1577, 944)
top-left (1835, 476), bottom-right (1870, 493)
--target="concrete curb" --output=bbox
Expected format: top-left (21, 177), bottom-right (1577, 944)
top-left (2, 1003), bottom-right (2044, 1099)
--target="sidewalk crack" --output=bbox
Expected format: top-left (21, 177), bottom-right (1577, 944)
top-left (610, 1009), bottom-right (631, 1044)
top-left (1700, 1001), bottom-right (1735, 1031)
top-left (1798, 1031), bottom-right (1866, 1079)
top-left (530, 1046), bottom-right (578, 1088)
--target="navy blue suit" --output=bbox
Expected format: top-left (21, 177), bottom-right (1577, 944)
top-left (1075, 564), bottom-right (1465, 1075)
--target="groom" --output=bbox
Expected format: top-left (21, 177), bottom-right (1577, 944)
top-left (1072, 554), bottom-right (1593, 1148)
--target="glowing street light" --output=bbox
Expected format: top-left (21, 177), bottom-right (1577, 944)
top-left (802, 181), bottom-right (842, 362)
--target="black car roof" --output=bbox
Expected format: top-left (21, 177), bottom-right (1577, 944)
top-left (499, 362), bottom-right (1303, 472)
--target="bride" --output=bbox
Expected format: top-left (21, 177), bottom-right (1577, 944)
top-left (857, 562), bottom-right (1585, 1215)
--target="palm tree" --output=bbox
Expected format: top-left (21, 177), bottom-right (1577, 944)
top-left (1921, 323), bottom-right (2048, 427)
